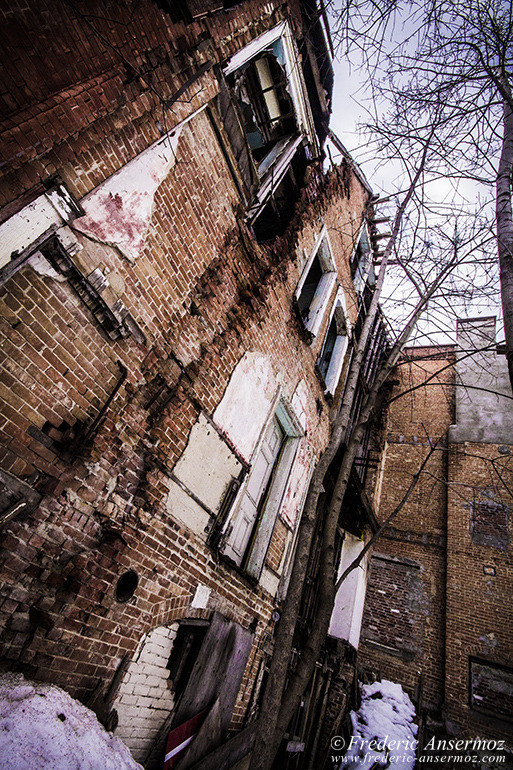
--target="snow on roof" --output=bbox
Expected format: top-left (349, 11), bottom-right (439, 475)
top-left (0, 673), bottom-right (142, 770)
top-left (339, 679), bottom-right (418, 770)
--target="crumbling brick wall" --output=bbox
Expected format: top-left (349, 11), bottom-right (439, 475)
top-left (0, 99), bottom-right (367, 743)
top-left (444, 442), bottom-right (513, 739)
top-left (0, 0), bottom-right (373, 755)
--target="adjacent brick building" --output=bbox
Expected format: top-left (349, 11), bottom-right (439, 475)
top-left (360, 317), bottom-right (513, 747)
top-left (0, 1), bottom-right (385, 767)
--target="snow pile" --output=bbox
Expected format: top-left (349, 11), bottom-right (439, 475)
top-left (0, 672), bottom-right (142, 770)
top-left (339, 679), bottom-right (418, 770)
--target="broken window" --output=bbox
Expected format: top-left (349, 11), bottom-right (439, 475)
top-left (470, 658), bottom-right (513, 721)
top-left (229, 49), bottom-right (296, 165)
top-left (219, 400), bottom-right (303, 580)
top-left (295, 228), bottom-right (337, 338)
top-left (218, 23), bottom-right (318, 241)
top-left (317, 290), bottom-right (349, 395)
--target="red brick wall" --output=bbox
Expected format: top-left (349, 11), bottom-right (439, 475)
top-left (445, 441), bottom-right (513, 739)
top-left (0, 0), bottom-right (371, 746)
top-left (0, 131), bottom-right (367, 732)
top-left (360, 345), bottom-right (513, 740)
top-left (0, 0), bottom-right (301, 207)
top-left (360, 348), bottom-right (455, 711)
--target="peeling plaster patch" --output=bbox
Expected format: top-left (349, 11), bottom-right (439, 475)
top-left (74, 128), bottom-right (184, 261)
top-left (280, 444), bottom-right (313, 528)
top-left (28, 252), bottom-right (65, 281)
top-left (213, 352), bottom-right (277, 463)
top-left (291, 379), bottom-right (309, 432)
top-left (478, 632), bottom-right (499, 652)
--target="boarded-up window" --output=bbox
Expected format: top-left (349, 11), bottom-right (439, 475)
top-left (361, 554), bottom-right (424, 658)
top-left (470, 658), bottom-right (513, 721)
top-left (470, 492), bottom-right (509, 550)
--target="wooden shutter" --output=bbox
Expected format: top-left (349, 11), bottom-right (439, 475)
top-left (220, 418), bottom-right (284, 566)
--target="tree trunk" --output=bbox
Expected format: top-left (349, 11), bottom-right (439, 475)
top-left (247, 142), bottom-right (439, 770)
top-left (496, 83), bottom-right (513, 391)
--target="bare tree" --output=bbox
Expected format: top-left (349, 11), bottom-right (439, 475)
top-left (248, 121), bottom-right (495, 769)
top-left (331, 0), bottom-right (513, 386)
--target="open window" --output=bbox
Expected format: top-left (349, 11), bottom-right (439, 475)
top-left (295, 227), bottom-right (337, 338)
top-left (350, 224), bottom-right (371, 293)
top-left (317, 288), bottom-right (350, 395)
top-left (218, 23), bottom-right (318, 240)
top-left (219, 399), bottom-right (303, 580)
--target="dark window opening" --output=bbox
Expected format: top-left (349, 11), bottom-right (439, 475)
top-left (318, 314), bottom-right (338, 381)
top-left (351, 229), bottom-right (371, 287)
top-left (470, 658), bottom-right (513, 722)
top-left (297, 255), bottom-right (322, 321)
top-left (251, 149), bottom-right (307, 241)
top-left (350, 239), bottom-right (364, 279)
top-left (115, 570), bottom-right (139, 603)
top-left (167, 622), bottom-right (209, 701)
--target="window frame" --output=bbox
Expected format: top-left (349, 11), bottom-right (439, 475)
top-left (317, 287), bottom-right (350, 396)
top-left (295, 226), bottom-right (337, 339)
top-left (350, 223), bottom-right (372, 293)
top-left (223, 22), bottom-right (316, 150)
top-left (222, 22), bottom-right (318, 239)
top-left (219, 395), bottom-right (304, 581)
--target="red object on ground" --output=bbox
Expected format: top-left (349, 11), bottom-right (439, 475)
top-left (163, 709), bottom-right (208, 770)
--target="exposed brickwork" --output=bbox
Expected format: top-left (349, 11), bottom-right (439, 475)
top-left (360, 348), bottom-right (453, 712)
top-left (114, 623), bottom-right (178, 764)
top-left (0, 0), bottom-right (300, 206)
top-left (0, 1), bottom-right (374, 761)
top-left (362, 555), bottom-right (424, 657)
top-left (360, 343), bottom-right (513, 742)
top-left (265, 518), bottom-right (289, 574)
top-left (445, 441), bottom-right (513, 739)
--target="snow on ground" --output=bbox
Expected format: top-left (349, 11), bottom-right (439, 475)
top-left (339, 679), bottom-right (418, 770)
top-left (0, 672), bottom-right (142, 770)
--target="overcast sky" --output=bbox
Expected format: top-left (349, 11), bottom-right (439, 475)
top-left (325, 26), bottom-right (503, 345)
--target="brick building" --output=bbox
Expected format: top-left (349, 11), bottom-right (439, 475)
top-left (0, 1), bottom-right (385, 767)
top-left (360, 317), bottom-right (513, 748)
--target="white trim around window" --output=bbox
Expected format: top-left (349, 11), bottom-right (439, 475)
top-left (223, 21), bottom-right (317, 149)
top-left (295, 225), bottom-right (337, 339)
top-left (318, 287), bottom-right (350, 396)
